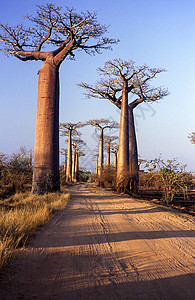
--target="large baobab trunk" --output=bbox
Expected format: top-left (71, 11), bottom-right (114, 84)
top-left (98, 128), bottom-right (104, 184)
top-left (129, 106), bottom-right (139, 193)
top-left (32, 61), bottom-right (60, 194)
top-left (66, 130), bottom-right (72, 182)
top-left (106, 143), bottom-right (110, 166)
top-left (116, 81), bottom-right (130, 193)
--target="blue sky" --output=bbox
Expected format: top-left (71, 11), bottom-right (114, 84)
top-left (0, 0), bottom-right (194, 173)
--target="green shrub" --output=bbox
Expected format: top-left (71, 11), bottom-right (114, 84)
top-left (145, 156), bottom-right (192, 204)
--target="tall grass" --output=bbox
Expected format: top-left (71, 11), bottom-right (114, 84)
top-left (0, 190), bottom-right (70, 271)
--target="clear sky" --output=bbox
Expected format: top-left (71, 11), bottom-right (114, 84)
top-left (0, 0), bottom-right (194, 173)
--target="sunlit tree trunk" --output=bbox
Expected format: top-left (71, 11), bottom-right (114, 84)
top-left (72, 147), bottom-right (76, 182)
top-left (106, 142), bottom-right (110, 166)
top-left (32, 61), bottom-right (60, 194)
top-left (75, 152), bottom-right (79, 181)
top-left (95, 156), bottom-right (98, 174)
top-left (113, 152), bottom-right (117, 169)
top-left (116, 81), bottom-right (130, 192)
top-left (129, 105), bottom-right (139, 193)
top-left (66, 129), bottom-right (72, 182)
top-left (64, 153), bottom-right (67, 175)
top-left (98, 128), bottom-right (104, 184)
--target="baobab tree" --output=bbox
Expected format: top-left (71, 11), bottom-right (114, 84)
top-left (87, 119), bottom-right (119, 184)
top-left (72, 138), bottom-right (85, 182)
top-left (0, 4), bottom-right (118, 194)
top-left (104, 135), bottom-right (118, 167)
top-left (79, 59), bottom-right (169, 193)
top-left (76, 150), bottom-right (85, 181)
top-left (110, 143), bottom-right (119, 169)
top-left (60, 148), bottom-right (68, 176)
top-left (60, 122), bottom-right (84, 182)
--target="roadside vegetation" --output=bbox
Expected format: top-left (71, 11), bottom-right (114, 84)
top-left (91, 156), bottom-right (194, 214)
top-left (0, 148), bottom-right (70, 272)
top-left (0, 190), bottom-right (70, 272)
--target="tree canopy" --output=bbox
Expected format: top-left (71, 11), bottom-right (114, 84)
top-left (0, 3), bottom-right (118, 63)
top-left (79, 58), bottom-right (169, 109)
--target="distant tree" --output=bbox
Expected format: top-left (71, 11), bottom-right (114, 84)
top-left (110, 143), bottom-right (119, 169)
top-left (79, 58), bottom-right (168, 193)
top-left (188, 132), bottom-right (195, 144)
top-left (104, 135), bottom-right (118, 166)
top-left (0, 4), bottom-right (118, 194)
top-left (87, 119), bottom-right (119, 185)
top-left (60, 122), bottom-right (84, 182)
top-left (72, 138), bottom-right (85, 182)
top-left (0, 147), bottom-right (33, 192)
top-left (60, 148), bottom-right (68, 176)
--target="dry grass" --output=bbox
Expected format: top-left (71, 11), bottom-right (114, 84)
top-left (0, 189), bottom-right (70, 271)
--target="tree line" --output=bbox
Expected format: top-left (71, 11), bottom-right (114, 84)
top-left (0, 3), bottom-right (193, 196)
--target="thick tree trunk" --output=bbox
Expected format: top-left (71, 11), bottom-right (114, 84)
top-left (75, 152), bottom-right (79, 182)
top-left (66, 130), bottom-right (72, 182)
top-left (129, 106), bottom-right (139, 193)
top-left (116, 81), bottom-right (130, 193)
top-left (98, 128), bottom-right (104, 185)
top-left (32, 61), bottom-right (60, 194)
top-left (96, 156), bottom-right (99, 174)
top-left (113, 152), bottom-right (117, 169)
top-left (72, 147), bottom-right (76, 182)
top-left (106, 143), bottom-right (110, 166)
top-left (64, 153), bottom-right (67, 175)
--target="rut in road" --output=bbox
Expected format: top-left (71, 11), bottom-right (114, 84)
top-left (0, 183), bottom-right (195, 300)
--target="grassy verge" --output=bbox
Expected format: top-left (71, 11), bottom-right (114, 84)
top-left (0, 189), bottom-right (70, 271)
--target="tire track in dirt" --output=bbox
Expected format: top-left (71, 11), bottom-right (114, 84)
top-left (0, 183), bottom-right (195, 299)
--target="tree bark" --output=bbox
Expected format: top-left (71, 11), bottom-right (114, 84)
top-left (66, 130), bottom-right (72, 182)
top-left (116, 81), bottom-right (130, 193)
top-left (75, 152), bottom-right (79, 182)
top-left (64, 153), bottom-right (67, 175)
top-left (72, 147), bottom-right (76, 182)
top-left (129, 106), bottom-right (139, 193)
top-left (113, 152), bottom-right (117, 169)
top-left (106, 143), bottom-right (110, 166)
top-left (31, 61), bottom-right (60, 194)
top-left (98, 128), bottom-right (104, 185)
top-left (96, 156), bottom-right (99, 174)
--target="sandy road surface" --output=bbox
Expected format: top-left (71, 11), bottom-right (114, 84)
top-left (0, 183), bottom-right (195, 299)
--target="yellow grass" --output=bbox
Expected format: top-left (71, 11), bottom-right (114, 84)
top-left (0, 190), bottom-right (70, 271)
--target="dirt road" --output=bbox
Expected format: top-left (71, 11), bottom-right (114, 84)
top-left (0, 183), bottom-right (195, 299)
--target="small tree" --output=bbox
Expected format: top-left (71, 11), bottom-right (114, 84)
top-left (0, 147), bottom-right (33, 192)
top-left (104, 135), bottom-right (118, 167)
top-left (60, 122), bottom-right (84, 182)
top-left (0, 4), bottom-right (118, 194)
top-left (145, 156), bottom-right (192, 204)
top-left (110, 143), bottom-right (119, 169)
top-left (87, 119), bottom-right (119, 185)
top-left (72, 138), bottom-right (85, 182)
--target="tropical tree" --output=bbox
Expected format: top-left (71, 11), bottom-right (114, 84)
top-left (60, 148), bottom-right (68, 176)
top-left (110, 143), bottom-right (119, 169)
top-left (188, 132), bottom-right (195, 144)
top-left (0, 4), bottom-right (118, 194)
top-left (87, 119), bottom-right (119, 185)
top-left (79, 59), bottom-right (168, 193)
top-left (72, 138), bottom-right (85, 182)
top-left (104, 135), bottom-right (118, 166)
top-left (60, 122), bottom-right (84, 182)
